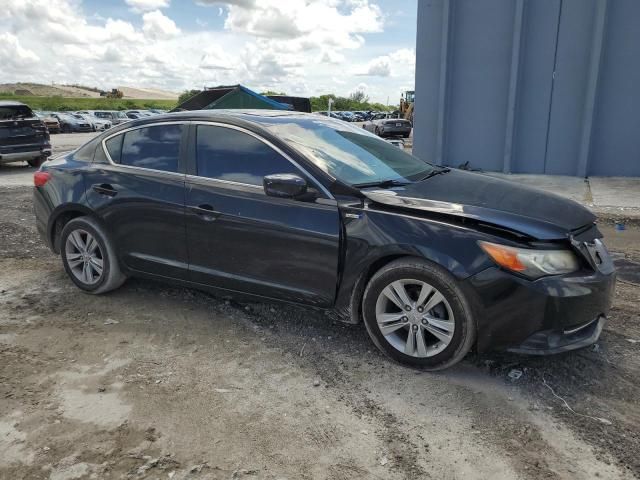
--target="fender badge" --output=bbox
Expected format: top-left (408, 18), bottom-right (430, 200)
top-left (345, 213), bottom-right (361, 219)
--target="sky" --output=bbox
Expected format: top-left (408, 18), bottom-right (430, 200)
top-left (0, 0), bottom-right (417, 104)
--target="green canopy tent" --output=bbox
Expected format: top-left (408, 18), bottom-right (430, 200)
top-left (172, 85), bottom-right (293, 112)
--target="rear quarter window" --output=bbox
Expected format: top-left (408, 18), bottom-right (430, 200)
top-left (105, 134), bottom-right (123, 163)
top-left (73, 137), bottom-right (100, 162)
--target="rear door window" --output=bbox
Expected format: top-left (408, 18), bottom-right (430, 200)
top-left (110, 124), bottom-right (183, 173)
top-left (195, 125), bottom-right (300, 185)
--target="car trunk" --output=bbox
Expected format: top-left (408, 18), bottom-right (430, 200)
top-left (384, 119), bottom-right (411, 127)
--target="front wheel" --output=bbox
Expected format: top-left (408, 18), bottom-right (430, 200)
top-left (362, 259), bottom-right (475, 370)
top-left (60, 217), bottom-right (126, 294)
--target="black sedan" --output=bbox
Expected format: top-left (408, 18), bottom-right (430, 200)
top-left (363, 118), bottom-right (412, 138)
top-left (33, 111), bottom-right (616, 370)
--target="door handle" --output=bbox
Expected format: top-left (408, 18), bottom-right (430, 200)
top-left (189, 204), bottom-right (220, 221)
top-left (92, 183), bottom-right (117, 197)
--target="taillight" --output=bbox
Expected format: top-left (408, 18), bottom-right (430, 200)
top-left (34, 171), bottom-right (51, 187)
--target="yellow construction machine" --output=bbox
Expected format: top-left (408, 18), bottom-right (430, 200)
top-left (400, 90), bottom-right (414, 122)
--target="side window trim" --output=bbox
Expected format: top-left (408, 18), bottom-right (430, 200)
top-left (190, 121), bottom-right (334, 200)
top-left (100, 121), bottom-right (188, 176)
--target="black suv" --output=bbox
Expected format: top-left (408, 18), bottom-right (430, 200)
top-left (0, 101), bottom-right (51, 168)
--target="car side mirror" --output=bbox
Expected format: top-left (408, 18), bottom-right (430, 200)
top-left (263, 174), bottom-right (309, 199)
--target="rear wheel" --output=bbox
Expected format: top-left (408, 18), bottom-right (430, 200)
top-left (60, 217), bottom-right (126, 294)
top-left (28, 156), bottom-right (46, 168)
top-left (362, 259), bottom-right (475, 370)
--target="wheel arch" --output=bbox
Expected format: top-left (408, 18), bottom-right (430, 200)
top-left (48, 204), bottom-right (97, 254)
top-left (345, 253), bottom-right (419, 325)
top-left (342, 242), bottom-right (477, 325)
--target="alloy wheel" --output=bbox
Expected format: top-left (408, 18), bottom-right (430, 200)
top-left (65, 229), bottom-right (104, 285)
top-left (375, 279), bottom-right (455, 358)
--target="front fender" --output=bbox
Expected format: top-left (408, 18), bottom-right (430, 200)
top-left (333, 209), bottom-right (496, 322)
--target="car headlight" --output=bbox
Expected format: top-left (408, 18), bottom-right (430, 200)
top-left (479, 241), bottom-right (579, 279)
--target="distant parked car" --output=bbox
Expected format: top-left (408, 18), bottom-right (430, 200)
top-left (35, 111), bottom-right (61, 134)
top-left (73, 113), bottom-right (112, 132)
top-left (0, 101), bottom-right (51, 167)
top-left (51, 113), bottom-right (93, 133)
top-left (363, 118), bottom-right (412, 138)
top-left (79, 110), bottom-right (129, 126)
top-left (125, 110), bottom-right (153, 119)
top-left (372, 112), bottom-right (392, 120)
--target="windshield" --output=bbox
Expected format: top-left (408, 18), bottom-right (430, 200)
top-left (260, 116), bottom-right (435, 186)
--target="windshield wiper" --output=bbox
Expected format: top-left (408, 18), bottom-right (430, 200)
top-left (353, 179), bottom-right (411, 189)
top-left (419, 167), bottom-right (451, 181)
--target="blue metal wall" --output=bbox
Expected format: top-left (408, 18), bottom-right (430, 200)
top-left (413, 0), bottom-right (640, 177)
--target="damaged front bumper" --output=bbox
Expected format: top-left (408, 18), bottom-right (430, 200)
top-left (507, 315), bottom-right (606, 355)
top-left (464, 229), bottom-right (616, 355)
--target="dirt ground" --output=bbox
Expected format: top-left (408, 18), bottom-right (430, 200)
top-left (1, 185), bottom-right (639, 480)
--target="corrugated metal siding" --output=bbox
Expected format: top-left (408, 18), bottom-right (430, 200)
top-left (414, 0), bottom-right (640, 177)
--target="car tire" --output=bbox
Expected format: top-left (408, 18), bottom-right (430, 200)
top-left (28, 156), bottom-right (46, 168)
top-left (403, 133), bottom-right (410, 139)
top-left (362, 258), bottom-right (475, 370)
top-left (60, 217), bottom-right (126, 295)
top-left (62, 125), bottom-right (71, 134)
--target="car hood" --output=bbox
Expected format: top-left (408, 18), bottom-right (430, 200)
top-left (361, 169), bottom-right (596, 240)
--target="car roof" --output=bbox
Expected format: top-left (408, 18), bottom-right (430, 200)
top-left (131, 109), bottom-right (323, 125)
top-left (0, 100), bottom-right (28, 107)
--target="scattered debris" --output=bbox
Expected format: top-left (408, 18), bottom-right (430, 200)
top-left (214, 388), bottom-right (233, 393)
top-left (379, 456), bottom-right (388, 466)
top-left (627, 339), bottom-right (639, 344)
top-left (313, 378), bottom-right (321, 387)
top-left (508, 369), bottom-right (523, 381)
top-left (189, 462), bottom-right (209, 474)
top-left (232, 469), bottom-right (259, 478)
top-left (103, 318), bottom-right (119, 325)
top-left (542, 376), bottom-right (612, 425)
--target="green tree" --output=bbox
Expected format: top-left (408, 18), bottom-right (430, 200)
top-left (309, 92), bottom-right (392, 113)
top-left (348, 90), bottom-right (369, 104)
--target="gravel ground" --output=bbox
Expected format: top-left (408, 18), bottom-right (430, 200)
top-left (0, 186), bottom-right (639, 480)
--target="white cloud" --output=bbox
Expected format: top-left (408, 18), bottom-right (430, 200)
top-left (125, 0), bottom-right (170, 12)
top-left (198, 0), bottom-right (382, 45)
top-left (357, 48), bottom-right (416, 77)
top-left (142, 10), bottom-right (181, 39)
top-left (0, 0), bottom-right (413, 104)
top-left (0, 33), bottom-right (40, 70)
top-left (361, 56), bottom-right (391, 77)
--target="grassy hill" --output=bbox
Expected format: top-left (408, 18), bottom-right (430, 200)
top-left (0, 94), bottom-right (177, 111)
